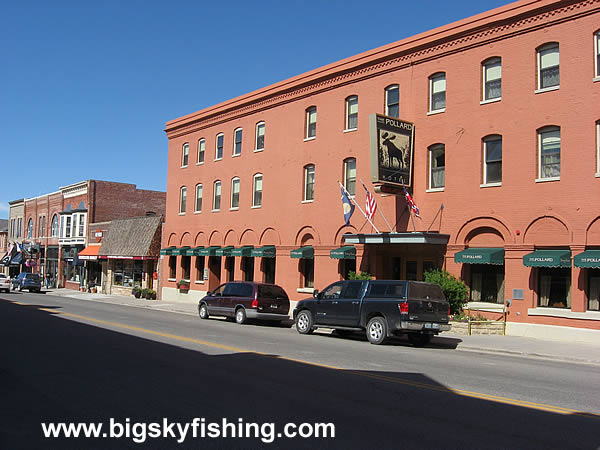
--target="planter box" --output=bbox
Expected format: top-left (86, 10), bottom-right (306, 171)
top-left (451, 321), bottom-right (505, 336)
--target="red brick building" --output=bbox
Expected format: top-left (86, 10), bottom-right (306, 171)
top-left (162, 0), bottom-right (600, 341)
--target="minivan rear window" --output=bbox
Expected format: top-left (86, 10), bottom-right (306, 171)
top-left (258, 285), bottom-right (288, 300)
top-left (25, 274), bottom-right (40, 280)
top-left (365, 282), bottom-right (406, 298)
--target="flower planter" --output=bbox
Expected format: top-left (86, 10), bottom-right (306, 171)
top-left (451, 321), bottom-right (505, 336)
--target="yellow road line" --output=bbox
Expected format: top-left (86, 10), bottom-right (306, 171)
top-left (9, 300), bottom-right (600, 418)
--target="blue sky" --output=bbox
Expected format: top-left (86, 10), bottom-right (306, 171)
top-left (0, 0), bottom-right (509, 219)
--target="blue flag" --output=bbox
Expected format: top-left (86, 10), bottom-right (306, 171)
top-left (341, 186), bottom-right (355, 225)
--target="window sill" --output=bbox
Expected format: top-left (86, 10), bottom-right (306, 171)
top-left (343, 128), bottom-right (358, 133)
top-left (211, 209), bottom-right (220, 213)
top-left (178, 213), bottom-right (186, 216)
top-left (426, 188), bottom-right (444, 193)
top-left (196, 162), bottom-right (204, 166)
top-left (480, 182), bottom-right (502, 188)
top-left (594, 76), bottom-right (600, 83)
top-left (301, 200), bottom-right (314, 204)
top-left (232, 153), bottom-right (241, 158)
top-left (194, 211), bottom-right (202, 214)
top-left (229, 207), bottom-right (239, 211)
top-left (595, 173), bottom-right (600, 178)
top-left (535, 86), bottom-right (559, 94)
top-left (297, 287), bottom-right (315, 294)
top-left (254, 148), bottom-right (264, 153)
top-left (168, 278), bottom-right (176, 282)
top-left (194, 280), bottom-right (205, 285)
top-left (251, 205), bottom-right (262, 209)
top-left (528, 308), bottom-right (600, 321)
top-left (480, 98), bottom-right (501, 105)
top-left (427, 109), bottom-right (445, 116)
top-left (303, 137), bottom-right (316, 142)
top-left (180, 165), bottom-right (188, 169)
top-left (535, 177), bottom-right (560, 183)
top-left (214, 158), bottom-right (223, 162)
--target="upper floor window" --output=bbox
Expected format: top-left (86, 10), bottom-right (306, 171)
top-left (255, 122), bottom-right (265, 151)
top-left (213, 181), bottom-right (222, 211)
top-left (179, 186), bottom-right (187, 214)
top-left (482, 58), bottom-right (501, 102)
top-left (428, 144), bottom-right (445, 190)
top-left (215, 133), bottom-right (224, 160)
top-left (345, 96), bottom-right (358, 130)
top-left (596, 121), bottom-right (600, 175)
top-left (483, 135), bottom-right (502, 185)
top-left (385, 85), bottom-right (399, 118)
top-left (27, 219), bottom-right (33, 238)
top-left (77, 213), bottom-right (85, 237)
top-left (51, 215), bottom-right (58, 237)
top-left (538, 126), bottom-right (561, 180)
top-left (429, 73), bottom-right (446, 113)
top-left (304, 164), bottom-right (315, 201)
top-left (344, 158), bottom-right (356, 196)
top-left (38, 216), bottom-right (43, 237)
top-left (233, 128), bottom-right (242, 156)
top-left (537, 43), bottom-right (559, 90)
top-left (305, 107), bottom-right (317, 139)
top-left (198, 138), bottom-right (205, 164)
top-left (181, 143), bottom-right (189, 167)
top-left (195, 184), bottom-right (203, 212)
top-left (253, 173), bottom-right (263, 207)
top-left (595, 32), bottom-right (600, 79)
top-left (64, 216), bottom-right (71, 238)
top-left (231, 177), bottom-right (240, 209)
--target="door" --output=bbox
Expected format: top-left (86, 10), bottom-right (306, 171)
top-left (334, 281), bottom-right (364, 326)
top-left (314, 282), bottom-right (345, 325)
top-left (207, 283), bottom-right (227, 315)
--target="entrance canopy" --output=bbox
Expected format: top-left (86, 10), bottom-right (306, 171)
top-left (523, 249), bottom-right (571, 268)
top-left (574, 250), bottom-right (600, 268)
top-left (343, 232), bottom-right (449, 245)
top-left (454, 248), bottom-right (504, 265)
top-left (330, 246), bottom-right (356, 259)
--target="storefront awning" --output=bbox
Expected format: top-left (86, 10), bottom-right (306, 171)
top-left (9, 253), bottom-right (23, 266)
top-left (251, 246), bottom-right (276, 258)
top-left (171, 246), bottom-right (190, 256)
top-left (454, 248), bottom-right (504, 265)
top-left (185, 246), bottom-right (204, 256)
top-left (574, 250), bottom-right (600, 268)
top-left (198, 246), bottom-right (221, 256)
top-left (78, 245), bottom-right (101, 260)
top-left (160, 246), bottom-right (177, 255)
top-left (216, 246), bottom-right (234, 256)
top-left (0, 252), bottom-right (10, 266)
top-left (523, 249), bottom-right (571, 268)
top-left (330, 246), bottom-right (356, 259)
top-left (231, 246), bottom-right (254, 257)
top-left (290, 246), bottom-right (314, 259)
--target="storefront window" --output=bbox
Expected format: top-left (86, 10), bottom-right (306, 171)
top-left (169, 256), bottom-right (176, 279)
top-left (470, 265), bottom-right (505, 304)
top-left (113, 260), bottom-right (143, 287)
top-left (302, 259), bottom-right (314, 288)
top-left (243, 257), bottom-right (254, 282)
top-left (195, 256), bottom-right (205, 282)
top-left (538, 267), bottom-right (570, 308)
top-left (588, 269), bottom-right (600, 311)
top-left (181, 255), bottom-right (191, 280)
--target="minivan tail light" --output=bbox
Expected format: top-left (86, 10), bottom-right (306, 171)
top-left (448, 305), bottom-right (450, 316)
top-left (251, 298), bottom-right (259, 309)
top-left (398, 302), bottom-right (409, 314)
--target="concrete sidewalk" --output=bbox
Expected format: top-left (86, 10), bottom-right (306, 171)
top-left (41, 287), bottom-right (600, 366)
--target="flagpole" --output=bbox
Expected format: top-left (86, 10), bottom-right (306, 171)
top-left (360, 179), bottom-right (393, 233)
top-left (338, 182), bottom-right (380, 233)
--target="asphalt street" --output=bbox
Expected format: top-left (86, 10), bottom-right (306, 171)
top-left (1, 291), bottom-right (599, 449)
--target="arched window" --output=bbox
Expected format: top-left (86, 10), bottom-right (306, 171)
top-left (305, 107), bottom-right (317, 139)
top-left (537, 126), bottom-right (561, 180)
top-left (537, 43), bottom-right (559, 90)
top-left (304, 165), bottom-right (315, 201)
top-left (253, 173), bottom-right (263, 207)
top-left (27, 218), bottom-right (33, 238)
top-left (345, 96), bottom-right (358, 130)
top-left (195, 184), bottom-right (203, 212)
top-left (181, 143), bottom-right (189, 167)
top-left (233, 128), bottom-right (243, 156)
top-left (482, 135), bottom-right (502, 185)
top-left (385, 85), bottom-right (399, 118)
top-left (230, 177), bottom-right (240, 209)
top-left (343, 158), bottom-right (356, 195)
top-left (197, 138), bottom-right (205, 164)
top-left (51, 215), bottom-right (59, 237)
top-left (213, 180), bottom-right (222, 211)
top-left (215, 133), bottom-right (224, 160)
top-left (595, 31), bottom-right (600, 78)
top-left (429, 73), bottom-right (446, 112)
top-left (255, 122), bottom-right (265, 151)
top-left (482, 57), bottom-right (501, 102)
top-left (179, 186), bottom-right (187, 214)
top-left (428, 144), bottom-right (445, 190)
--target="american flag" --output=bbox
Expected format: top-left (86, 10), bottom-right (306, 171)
top-left (403, 187), bottom-right (420, 217)
top-left (362, 182), bottom-right (377, 220)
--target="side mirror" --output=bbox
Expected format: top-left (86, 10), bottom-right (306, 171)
top-left (313, 289), bottom-right (319, 298)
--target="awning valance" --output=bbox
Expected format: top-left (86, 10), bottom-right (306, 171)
top-left (574, 250), bottom-right (600, 268)
top-left (251, 246), bottom-right (276, 258)
top-left (454, 248), bottom-right (504, 265)
top-left (330, 246), bottom-right (356, 259)
top-left (231, 246), bottom-right (254, 257)
top-left (171, 246), bottom-right (190, 256)
top-left (160, 246), bottom-right (177, 255)
top-left (198, 246), bottom-right (221, 256)
top-left (216, 246), bottom-right (234, 256)
top-left (291, 246), bottom-right (314, 259)
top-left (185, 246), bottom-right (204, 256)
top-left (523, 249), bottom-right (571, 268)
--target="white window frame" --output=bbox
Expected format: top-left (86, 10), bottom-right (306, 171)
top-left (536, 43), bottom-right (560, 92)
top-left (233, 128), bottom-right (242, 157)
top-left (230, 177), bottom-right (240, 210)
top-left (51, 214), bottom-right (58, 237)
top-left (252, 173), bottom-right (263, 208)
top-left (344, 158), bottom-right (356, 196)
top-left (427, 144), bottom-right (445, 191)
top-left (594, 32), bottom-right (600, 80)
top-left (596, 121), bottom-right (600, 177)
top-left (195, 184), bottom-right (203, 213)
top-left (215, 133), bottom-right (224, 161)
top-left (179, 186), bottom-right (187, 214)
top-left (27, 218), bottom-right (33, 238)
top-left (181, 142), bottom-right (189, 167)
top-left (305, 107), bottom-right (317, 140)
top-left (537, 126), bottom-right (561, 182)
top-left (303, 165), bottom-right (315, 201)
top-left (345, 95), bottom-right (358, 131)
top-left (197, 138), bottom-right (205, 164)
top-left (428, 73), bottom-right (446, 114)
top-left (482, 58), bottom-right (501, 103)
top-left (385, 85), bottom-right (399, 118)
top-left (482, 135), bottom-right (502, 186)
top-left (212, 181), bottom-right (221, 211)
top-left (255, 121), bottom-right (265, 151)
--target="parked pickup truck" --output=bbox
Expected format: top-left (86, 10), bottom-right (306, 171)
top-left (293, 280), bottom-right (451, 346)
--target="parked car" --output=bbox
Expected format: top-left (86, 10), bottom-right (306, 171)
top-left (11, 272), bottom-right (42, 293)
top-left (0, 274), bottom-right (10, 293)
top-left (198, 281), bottom-right (290, 324)
top-left (293, 280), bottom-right (451, 346)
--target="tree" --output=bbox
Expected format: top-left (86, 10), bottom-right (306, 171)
top-left (424, 269), bottom-right (468, 315)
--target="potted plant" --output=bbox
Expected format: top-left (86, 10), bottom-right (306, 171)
top-left (132, 287), bottom-right (142, 298)
top-left (145, 289), bottom-right (157, 300)
top-left (177, 279), bottom-right (190, 292)
top-left (140, 288), bottom-right (149, 299)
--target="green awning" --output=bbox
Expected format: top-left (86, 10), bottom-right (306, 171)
top-left (185, 246), bottom-right (204, 256)
top-left (171, 246), bottom-right (190, 256)
top-left (198, 246), bottom-right (221, 256)
top-left (523, 249), bottom-right (571, 268)
top-left (574, 250), bottom-right (600, 268)
top-left (330, 246), bottom-right (356, 259)
top-left (231, 246), bottom-right (254, 257)
top-left (290, 246), bottom-right (314, 259)
top-left (251, 246), bottom-right (276, 258)
top-left (160, 246), bottom-right (176, 255)
top-left (454, 248), bottom-right (505, 265)
top-left (216, 246), bottom-right (234, 256)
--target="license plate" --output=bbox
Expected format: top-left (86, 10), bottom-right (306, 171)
top-left (424, 323), bottom-right (440, 330)
top-left (271, 304), bottom-right (278, 309)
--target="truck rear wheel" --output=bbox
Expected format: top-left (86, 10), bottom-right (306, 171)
top-left (408, 333), bottom-right (432, 347)
top-left (366, 317), bottom-right (387, 345)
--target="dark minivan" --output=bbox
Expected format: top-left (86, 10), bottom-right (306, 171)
top-left (198, 281), bottom-right (290, 325)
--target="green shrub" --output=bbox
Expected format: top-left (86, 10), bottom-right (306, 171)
top-left (347, 271), bottom-right (373, 280)
top-left (423, 269), bottom-right (468, 315)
